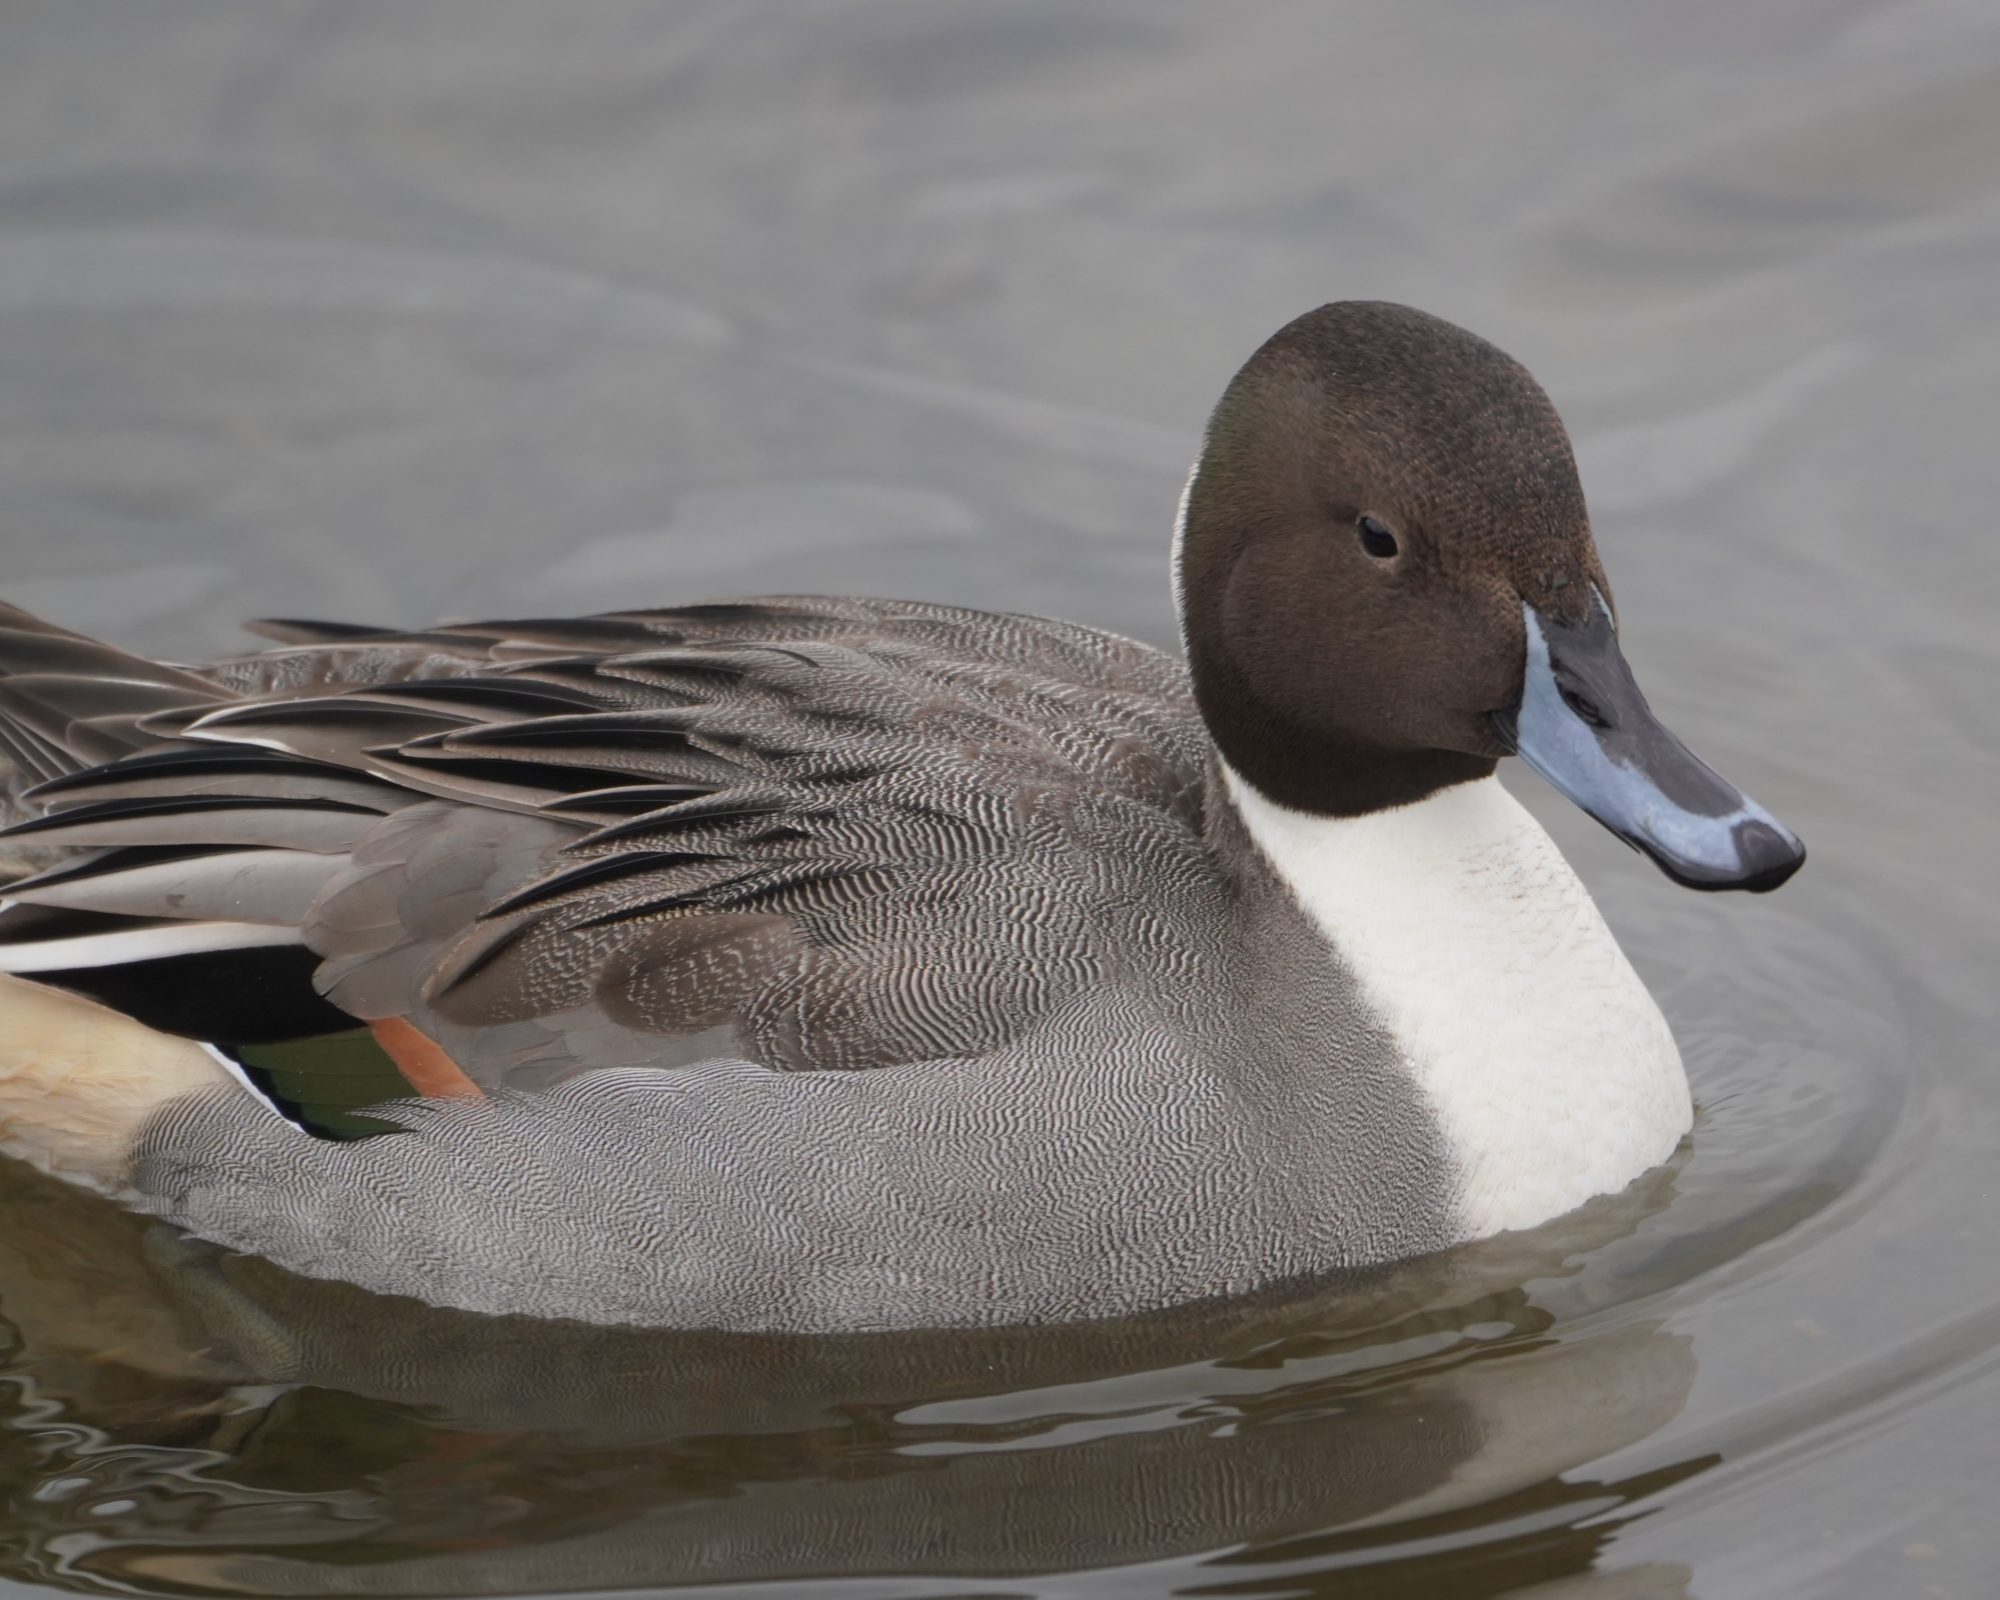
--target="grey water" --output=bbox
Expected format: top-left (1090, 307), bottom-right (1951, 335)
top-left (0, 3), bottom-right (1995, 1596)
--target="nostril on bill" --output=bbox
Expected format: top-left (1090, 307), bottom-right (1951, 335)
top-left (1559, 685), bottom-right (1610, 728)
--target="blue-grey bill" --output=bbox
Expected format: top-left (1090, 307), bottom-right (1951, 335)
top-left (1491, 599), bottom-right (1806, 893)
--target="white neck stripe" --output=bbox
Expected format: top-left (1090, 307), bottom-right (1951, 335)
top-left (1169, 453), bottom-right (1200, 652)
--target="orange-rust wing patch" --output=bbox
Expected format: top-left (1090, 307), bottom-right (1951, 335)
top-left (369, 1017), bottom-right (483, 1100)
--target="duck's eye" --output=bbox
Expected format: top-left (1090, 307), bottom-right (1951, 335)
top-left (1357, 515), bottom-right (1399, 559)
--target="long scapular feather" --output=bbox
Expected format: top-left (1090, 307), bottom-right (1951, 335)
top-left (0, 794), bottom-right (381, 853)
top-left (2, 846), bottom-right (341, 925)
top-left (27, 747), bottom-right (406, 812)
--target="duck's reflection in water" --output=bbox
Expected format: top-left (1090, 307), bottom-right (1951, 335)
top-left (0, 1155), bottom-right (1704, 1597)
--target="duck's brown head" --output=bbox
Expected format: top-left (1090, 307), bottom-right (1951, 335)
top-left (1178, 301), bottom-right (1804, 892)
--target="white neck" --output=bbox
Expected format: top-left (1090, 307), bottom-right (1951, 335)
top-left (1222, 765), bottom-right (1690, 1240)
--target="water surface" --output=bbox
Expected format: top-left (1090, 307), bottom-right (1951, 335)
top-left (1, 3), bottom-right (1996, 1596)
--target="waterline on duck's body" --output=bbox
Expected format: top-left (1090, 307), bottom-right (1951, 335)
top-left (1220, 764), bottom-right (1690, 1239)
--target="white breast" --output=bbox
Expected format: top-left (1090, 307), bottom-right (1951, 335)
top-left (1223, 767), bottom-right (1690, 1240)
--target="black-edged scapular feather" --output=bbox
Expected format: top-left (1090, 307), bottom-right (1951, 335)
top-left (27, 747), bottom-right (408, 814)
top-left (0, 794), bottom-right (383, 853)
top-left (481, 849), bottom-right (730, 920)
top-left (535, 783), bottom-right (718, 817)
top-left (4, 845), bottom-right (340, 925)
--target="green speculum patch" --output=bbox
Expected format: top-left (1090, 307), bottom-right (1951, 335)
top-left (226, 1029), bottom-right (417, 1141)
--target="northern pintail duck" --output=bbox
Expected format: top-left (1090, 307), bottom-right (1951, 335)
top-left (0, 303), bottom-right (1803, 1331)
